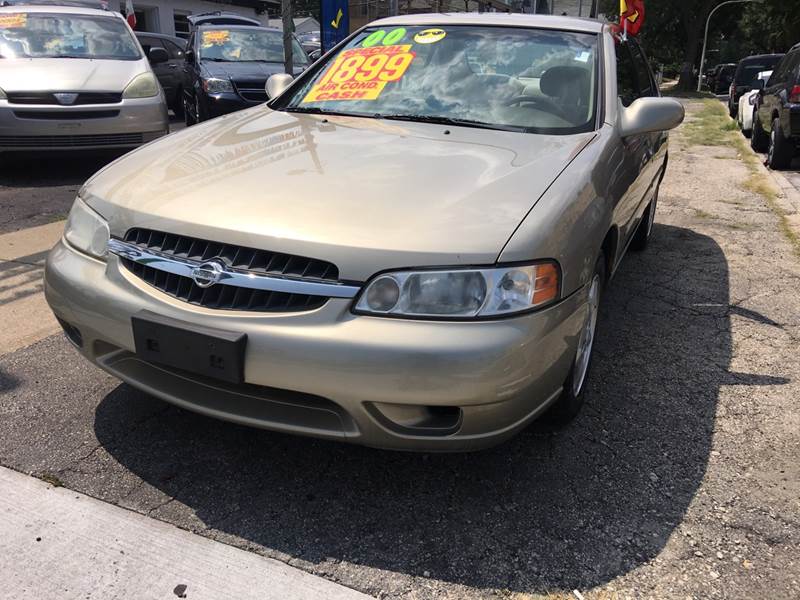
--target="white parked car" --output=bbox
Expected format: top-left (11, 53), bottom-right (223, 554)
top-left (738, 70), bottom-right (772, 137)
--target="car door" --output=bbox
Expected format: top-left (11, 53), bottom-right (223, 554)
top-left (141, 36), bottom-right (175, 99)
top-left (759, 53), bottom-right (792, 134)
top-left (162, 39), bottom-right (186, 104)
top-left (612, 39), bottom-right (660, 246)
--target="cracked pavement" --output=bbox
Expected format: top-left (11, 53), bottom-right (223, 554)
top-left (0, 101), bottom-right (798, 599)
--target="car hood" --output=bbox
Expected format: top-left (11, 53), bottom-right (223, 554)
top-left (0, 58), bottom-right (148, 92)
top-left (202, 60), bottom-right (305, 80)
top-left (85, 108), bottom-right (595, 281)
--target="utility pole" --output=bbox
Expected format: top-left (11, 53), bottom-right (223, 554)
top-left (281, 0), bottom-right (293, 75)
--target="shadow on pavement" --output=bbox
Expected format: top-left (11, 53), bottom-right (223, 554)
top-left (93, 223), bottom-right (752, 593)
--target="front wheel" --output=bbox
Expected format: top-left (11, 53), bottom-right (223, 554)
top-left (630, 188), bottom-right (658, 252)
top-left (767, 118), bottom-right (793, 170)
top-left (183, 93), bottom-right (195, 126)
top-left (544, 253), bottom-right (606, 425)
top-left (751, 113), bottom-right (769, 152)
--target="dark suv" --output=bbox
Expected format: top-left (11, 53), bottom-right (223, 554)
top-left (751, 43), bottom-right (800, 169)
top-left (181, 12), bottom-right (309, 125)
top-left (728, 53), bottom-right (784, 117)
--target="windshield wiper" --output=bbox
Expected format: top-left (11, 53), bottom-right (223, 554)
top-left (202, 57), bottom-right (232, 62)
top-left (380, 114), bottom-right (524, 132)
top-left (283, 106), bottom-right (380, 119)
top-left (50, 55), bottom-right (89, 59)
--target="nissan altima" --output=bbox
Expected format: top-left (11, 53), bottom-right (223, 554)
top-left (44, 13), bottom-right (684, 451)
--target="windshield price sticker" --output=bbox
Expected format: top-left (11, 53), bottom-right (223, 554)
top-left (302, 44), bottom-right (415, 102)
top-left (201, 30), bottom-right (230, 46)
top-left (0, 13), bottom-right (27, 28)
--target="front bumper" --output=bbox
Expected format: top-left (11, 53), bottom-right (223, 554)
top-left (0, 96), bottom-right (169, 151)
top-left (203, 92), bottom-right (261, 119)
top-left (44, 239), bottom-right (587, 451)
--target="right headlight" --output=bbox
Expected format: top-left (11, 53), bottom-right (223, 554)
top-left (353, 262), bottom-right (560, 319)
top-left (64, 197), bottom-right (109, 259)
top-left (122, 72), bottom-right (160, 99)
top-left (202, 77), bottom-right (234, 94)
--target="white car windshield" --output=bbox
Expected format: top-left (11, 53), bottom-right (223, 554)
top-left (280, 25), bottom-right (599, 134)
top-left (0, 12), bottom-right (141, 60)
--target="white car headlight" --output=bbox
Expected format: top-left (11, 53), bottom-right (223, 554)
top-left (122, 72), bottom-right (160, 99)
top-left (202, 77), bottom-right (234, 94)
top-left (354, 262), bottom-right (560, 319)
top-left (64, 197), bottom-right (109, 259)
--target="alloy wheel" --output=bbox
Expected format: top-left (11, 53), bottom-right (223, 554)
top-left (573, 275), bottom-right (600, 397)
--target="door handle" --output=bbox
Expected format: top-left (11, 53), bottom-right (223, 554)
top-left (168, 64), bottom-right (178, 69)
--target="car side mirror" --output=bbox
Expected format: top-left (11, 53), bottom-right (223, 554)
top-left (620, 97), bottom-right (685, 138)
top-left (309, 49), bottom-right (322, 61)
top-left (148, 47), bottom-right (169, 65)
top-left (754, 78), bottom-right (766, 92)
top-left (185, 51), bottom-right (195, 64)
top-left (266, 73), bottom-right (293, 99)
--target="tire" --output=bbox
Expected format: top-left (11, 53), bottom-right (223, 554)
top-left (630, 187), bottom-right (658, 252)
top-left (767, 117), bottom-right (793, 170)
top-left (183, 92), bottom-right (195, 126)
top-left (172, 88), bottom-right (184, 118)
top-left (751, 112), bottom-right (769, 153)
top-left (544, 253), bottom-right (606, 426)
top-left (193, 94), bottom-right (207, 124)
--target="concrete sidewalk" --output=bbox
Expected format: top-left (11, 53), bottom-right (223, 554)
top-left (0, 221), bottom-right (63, 354)
top-left (0, 466), bottom-right (372, 600)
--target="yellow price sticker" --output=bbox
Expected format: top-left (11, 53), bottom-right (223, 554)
top-left (201, 30), bottom-right (230, 46)
top-left (0, 13), bottom-right (27, 28)
top-left (302, 45), bottom-right (415, 103)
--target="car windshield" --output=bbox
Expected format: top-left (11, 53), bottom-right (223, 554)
top-left (278, 25), bottom-right (599, 134)
top-left (0, 12), bottom-right (141, 59)
top-left (199, 28), bottom-right (307, 65)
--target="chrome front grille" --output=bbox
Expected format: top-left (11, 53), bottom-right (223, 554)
top-left (111, 229), bottom-right (358, 313)
top-left (123, 228), bottom-right (339, 280)
top-left (6, 91), bottom-right (122, 105)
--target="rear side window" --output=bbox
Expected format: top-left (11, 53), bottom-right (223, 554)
top-left (616, 42), bottom-right (638, 107)
top-left (769, 52), bottom-right (798, 86)
top-left (630, 43), bottom-right (655, 97)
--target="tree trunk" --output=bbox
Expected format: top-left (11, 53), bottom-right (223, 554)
top-left (676, 20), bottom-right (701, 90)
top-left (282, 0), bottom-right (293, 75)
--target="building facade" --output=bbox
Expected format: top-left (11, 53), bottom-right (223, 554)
top-left (104, 0), bottom-right (277, 37)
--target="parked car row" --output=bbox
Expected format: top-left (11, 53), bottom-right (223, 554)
top-left (0, 0), bottom-right (307, 152)
top-left (731, 44), bottom-right (800, 170)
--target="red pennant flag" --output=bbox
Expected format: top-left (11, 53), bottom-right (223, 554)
top-left (619, 0), bottom-right (645, 37)
top-left (125, 0), bottom-right (136, 29)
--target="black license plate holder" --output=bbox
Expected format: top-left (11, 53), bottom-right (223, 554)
top-left (132, 310), bottom-right (246, 384)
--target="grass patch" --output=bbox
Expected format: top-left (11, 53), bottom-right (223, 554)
top-left (680, 99), bottom-right (800, 257)
top-left (39, 472), bottom-right (63, 487)
top-left (694, 208), bottom-right (714, 219)
top-left (661, 89), bottom-right (714, 100)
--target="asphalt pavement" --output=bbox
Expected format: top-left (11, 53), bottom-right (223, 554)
top-left (0, 104), bottom-right (798, 599)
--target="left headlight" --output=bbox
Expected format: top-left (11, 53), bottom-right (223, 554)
top-left (122, 72), bottom-right (160, 99)
top-left (353, 262), bottom-right (560, 319)
top-left (64, 197), bottom-right (109, 259)
top-left (202, 77), bottom-right (234, 94)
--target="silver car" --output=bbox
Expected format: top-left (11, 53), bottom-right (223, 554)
top-left (0, 3), bottom-right (168, 151)
top-left (44, 14), bottom-right (684, 451)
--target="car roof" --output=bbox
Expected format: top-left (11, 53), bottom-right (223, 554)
top-left (135, 31), bottom-right (184, 42)
top-left (739, 53), bottom-right (783, 63)
top-left (197, 24), bottom-right (279, 32)
top-left (370, 12), bottom-right (606, 34)
top-left (0, 2), bottom-right (115, 15)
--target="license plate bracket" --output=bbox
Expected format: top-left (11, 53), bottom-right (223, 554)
top-left (132, 310), bottom-right (246, 384)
